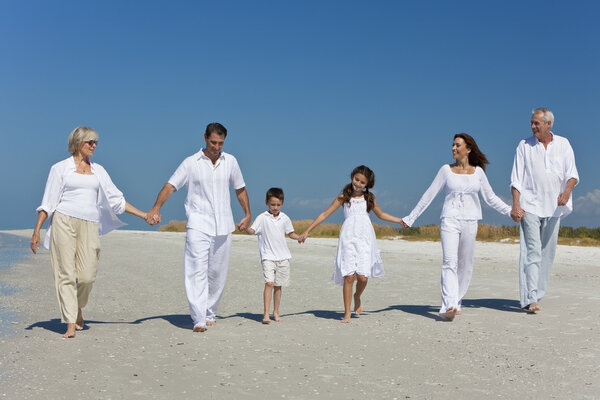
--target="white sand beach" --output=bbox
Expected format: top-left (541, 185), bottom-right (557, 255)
top-left (1, 229), bottom-right (599, 399)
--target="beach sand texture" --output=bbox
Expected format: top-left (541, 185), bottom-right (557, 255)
top-left (1, 229), bottom-right (599, 399)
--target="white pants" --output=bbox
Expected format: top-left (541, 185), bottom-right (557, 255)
top-left (184, 229), bottom-right (232, 328)
top-left (440, 218), bottom-right (478, 313)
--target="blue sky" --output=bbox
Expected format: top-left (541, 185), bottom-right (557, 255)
top-left (1, 1), bottom-right (599, 231)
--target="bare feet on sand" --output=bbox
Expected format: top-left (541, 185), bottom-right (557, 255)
top-left (341, 314), bottom-right (351, 323)
top-left (273, 313), bottom-right (282, 322)
top-left (63, 323), bottom-right (76, 338)
top-left (75, 308), bottom-right (84, 330)
top-left (353, 293), bottom-right (363, 315)
top-left (193, 326), bottom-right (207, 332)
top-left (439, 307), bottom-right (457, 321)
top-left (527, 302), bottom-right (542, 314)
top-left (206, 320), bottom-right (216, 326)
top-left (455, 310), bottom-right (462, 315)
top-left (262, 315), bottom-right (271, 324)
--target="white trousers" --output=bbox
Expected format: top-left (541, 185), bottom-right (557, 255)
top-left (439, 218), bottom-right (478, 313)
top-left (184, 229), bottom-right (232, 328)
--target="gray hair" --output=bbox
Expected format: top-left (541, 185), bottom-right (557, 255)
top-left (67, 126), bottom-right (99, 155)
top-left (532, 107), bottom-right (554, 128)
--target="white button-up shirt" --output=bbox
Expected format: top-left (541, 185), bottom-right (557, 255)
top-left (511, 133), bottom-right (579, 218)
top-left (251, 211), bottom-right (295, 261)
top-left (403, 165), bottom-right (511, 227)
top-left (37, 156), bottom-right (127, 249)
top-left (168, 150), bottom-right (245, 236)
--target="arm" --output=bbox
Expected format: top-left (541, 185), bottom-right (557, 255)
top-left (371, 196), bottom-right (406, 227)
top-left (557, 177), bottom-right (577, 206)
top-left (297, 195), bottom-right (343, 243)
top-left (287, 232), bottom-right (300, 240)
top-left (402, 166), bottom-right (446, 227)
top-left (235, 187), bottom-right (251, 231)
top-left (125, 202), bottom-right (148, 220)
top-left (146, 183), bottom-right (176, 225)
top-left (31, 210), bottom-right (48, 254)
top-left (478, 169), bottom-right (511, 216)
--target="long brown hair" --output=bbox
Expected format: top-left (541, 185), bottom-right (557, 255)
top-left (341, 165), bottom-right (375, 212)
top-left (454, 133), bottom-right (489, 171)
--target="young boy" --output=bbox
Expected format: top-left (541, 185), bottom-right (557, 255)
top-left (245, 188), bottom-right (299, 324)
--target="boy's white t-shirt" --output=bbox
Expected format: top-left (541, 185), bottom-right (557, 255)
top-left (251, 211), bottom-right (295, 261)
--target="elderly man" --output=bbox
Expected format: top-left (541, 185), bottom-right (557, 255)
top-left (147, 122), bottom-right (251, 332)
top-left (510, 108), bottom-right (579, 313)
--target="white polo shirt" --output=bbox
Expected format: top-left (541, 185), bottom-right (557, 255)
top-left (168, 150), bottom-right (245, 236)
top-left (511, 133), bottom-right (579, 218)
top-left (251, 211), bottom-right (295, 261)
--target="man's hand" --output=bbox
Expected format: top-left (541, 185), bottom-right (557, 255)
top-left (557, 190), bottom-right (571, 206)
top-left (146, 207), bottom-right (161, 225)
top-left (510, 206), bottom-right (524, 222)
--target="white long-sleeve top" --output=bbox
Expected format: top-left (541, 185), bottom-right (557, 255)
top-left (510, 133), bottom-right (579, 218)
top-left (403, 164), bottom-right (511, 227)
top-left (37, 156), bottom-right (127, 249)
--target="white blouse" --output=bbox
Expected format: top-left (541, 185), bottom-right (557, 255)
top-left (55, 172), bottom-right (101, 222)
top-left (37, 156), bottom-right (127, 249)
top-left (403, 165), bottom-right (511, 227)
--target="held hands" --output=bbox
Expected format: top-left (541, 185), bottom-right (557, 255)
top-left (145, 207), bottom-right (161, 226)
top-left (398, 218), bottom-right (409, 229)
top-left (297, 232), bottom-right (308, 244)
top-left (236, 215), bottom-right (251, 232)
top-left (510, 206), bottom-right (525, 222)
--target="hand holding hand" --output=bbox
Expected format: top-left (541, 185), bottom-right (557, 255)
top-left (399, 219), bottom-right (409, 229)
top-left (297, 232), bottom-right (308, 244)
top-left (237, 215), bottom-right (251, 232)
top-left (145, 208), bottom-right (161, 226)
top-left (510, 206), bottom-right (524, 222)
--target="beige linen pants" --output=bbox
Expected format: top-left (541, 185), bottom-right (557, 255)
top-left (50, 212), bottom-right (100, 323)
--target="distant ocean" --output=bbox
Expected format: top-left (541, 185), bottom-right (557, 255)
top-left (0, 232), bottom-right (29, 336)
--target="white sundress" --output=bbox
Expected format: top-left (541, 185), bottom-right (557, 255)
top-left (332, 197), bottom-right (384, 285)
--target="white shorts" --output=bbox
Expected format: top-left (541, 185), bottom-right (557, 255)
top-left (261, 259), bottom-right (290, 287)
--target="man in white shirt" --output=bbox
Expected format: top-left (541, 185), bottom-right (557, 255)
top-left (510, 108), bottom-right (579, 313)
top-left (146, 123), bottom-right (251, 332)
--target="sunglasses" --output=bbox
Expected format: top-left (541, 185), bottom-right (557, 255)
top-left (85, 140), bottom-right (98, 146)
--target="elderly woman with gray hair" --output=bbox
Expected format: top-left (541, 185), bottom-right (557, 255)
top-left (31, 126), bottom-right (147, 338)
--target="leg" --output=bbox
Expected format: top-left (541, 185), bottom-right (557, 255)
top-left (342, 274), bottom-right (356, 323)
top-left (74, 218), bottom-right (101, 331)
top-left (273, 286), bottom-right (282, 322)
top-left (536, 217), bottom-right (560, 302)
top-left (439, 218), bottom-right (460, 319)
top-left (354, 274), bottom-right (368, 315)
top-left (263, 282), bottom-right (274, 324)
top-left (519, 213), bottom-right (542, 309)
top-left (455, 220), bottom-right (478, 313)
top-left (184, 229), bottom-right (211, 330)
top-left (205, 234), bottom-right (232, 325)
top-left (49, 212), bottom-right (79, 337)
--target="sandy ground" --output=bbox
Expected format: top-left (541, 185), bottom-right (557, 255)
top-left (0, 229), bottom-right (598, 399)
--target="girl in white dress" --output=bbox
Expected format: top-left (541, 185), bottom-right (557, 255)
top-left (298, 166), bottom-right (404, 323)
top-left (400, 133), bottom-right (512, 321)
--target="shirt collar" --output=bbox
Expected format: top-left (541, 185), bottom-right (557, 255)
top-left (197, 149), bottom-right (225, 161)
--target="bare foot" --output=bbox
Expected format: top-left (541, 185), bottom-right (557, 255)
top-left (273, 313), bottom-right (282, 322)
top-left (527, 302), bottom-right (542, 314)
top-left (455, 310), bottom-right (462, 316)
top-left (75, 308), bottom-right (84, 330)
top-left (262, 315), bottom-right (271, 324)
top-left (193, 326), bottom-right (207, 332)
top-left (341, 314), bottom-right (351, 323)
top-left (353, 293), bottom-right (363, 315)
top-left (63, 323), bottom-right (76, 338)
top-left (439, 307), bottom-right (457, 321)
top-left (206, 320), bottom-right (216, 326)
